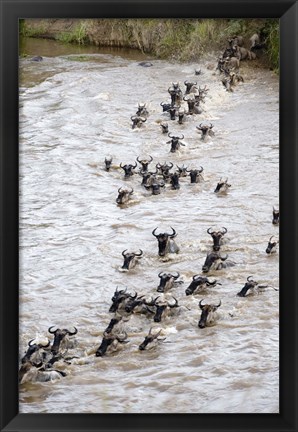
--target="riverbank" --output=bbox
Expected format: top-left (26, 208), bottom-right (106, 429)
top-left (20, 18), bottom-right (279, 71)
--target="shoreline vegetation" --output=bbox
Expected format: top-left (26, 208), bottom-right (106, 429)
top-left (19, 18), bottom-right (279, 72)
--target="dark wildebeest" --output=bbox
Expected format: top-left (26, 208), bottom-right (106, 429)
top-left (214, 178), bottom-right (231, 194)
top-left (202, 251), bottom-right (234, 273)
top-left (167, 133), bottom-right (185, 153)
top-left (196, 123), bottom-right (214, 141)
top-left (138, 327), bottom-right (166, 350)
top-left (145, 296), bottom-right (179, 323)
top-left (272, 207), bottom-right (279, 225)
top-left (160, 121), bottom-right (169, 134)
top-left (48, 326), bottom-right (78, 355)
top-left (131, 115), bottom-right (147, 129)
top-left (95, 331), bottom-right (129, 357)
top-left (185, 276), bottom-right (221, 296)
top-left (116, 187), bottom-right (134, 205)
top-left (104, 156), bottom-right (113, 171)
top-left (198, 299), bottom-right (222, 328)
top-left (157, 271), bottom-right (181, 293)
top-left (207, 227), bottom-right (228, 251)
top-left (120, 162), bottom-right (137, 178)
top-left (152, 227), bottom-right (179, 257)
top-left (187, 167), bottom-right (204, 183)
top-left (121, 249), bottom-right (143, 270)
top-left (136, 155), bottom-right (153, 172)
top-left (266, 236), bottom-right (279, 254)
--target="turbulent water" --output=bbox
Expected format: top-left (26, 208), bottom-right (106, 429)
top-left (19, 38), bottom-right (279, 414)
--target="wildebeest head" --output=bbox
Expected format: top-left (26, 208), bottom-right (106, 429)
top-left (214, 178), bottom-right (231, 194)
top-left (116, 187), bottom-right (133, 205)
top-left (266, 236), bottom-right (279, 254)
top-left (145, 180), bottom-right (165, 195)
top-left (176, 164), bottom-right (188, 177)
top-left (202, 251), bottom-right (228, 273)
top-left (196, 123), bottom-right (214, 140)
top-left (185, 275), bottom-right (220, 296)
top-left (169, 172), bottom-right (181, 190)
top-left (136, 102), bottom-right (149, 118)
top-left (207, 227), bottom-right (227, 251)
top-left (131, 115), bottom-right (147, 129)
top-left (177, 108), bottom-right (186, 124)
top-left (183, 95), bottom-right (196, 115)
top-left (198, 299), bottom-right (221, 328)
top-left (167, 106), bottom-right (178, 120)
top-left (157, 271), bottom-right (180, 293)
top-left (167, 133), bottom-right (185, 153)
top-left (145, 296), bottom-right (179, 322)
top-left (237, 276), bottom-right (258, 297)
top-left (138, 327), bottom-right (166, 351)
top-left (95, 331), bottom-right (128, 357)
top-left (124, 294), bottom-right (146, 314)
top-left (120, 162), bottom-right (137, 178)
top-left (160, 101), bottom-right (172, 112)
top-left (109, 288), bottom-right (136, 313)
top-left (168, 83), bottom-right (183, 106)
top-left (160, 121), bottom-right (169, 134)
top-left (104, 156), bottom-right (113, 171)
top-left (152, 226), bottom-right (177, 257)
top-left (156, 161), bottom-right (173, 178)
top-left (184, 80), bottom-right (197, 94)
top-left (21, 338), bottom-right (51, 365)
top-left (136, 155), bottom-right (153, 172)
top-left (48, 326), bottom-right (78, 355)
top-left (187, 167), bottom-right (204, 183)
top-left (121, 249), bottom-right (143, 270)
top-left (272, 207), bottom-right (279, 225)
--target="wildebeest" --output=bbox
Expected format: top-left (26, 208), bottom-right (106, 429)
top-left (176, 164), bottom-right (188, 177)
top-left (198, 299), bottom-right (222, 328)
top-left (160, 121), bottom-right (169, 134)
top-left (177, 108), bottom-right (187, 124)
top-left (104, 313), bottom-right (123, 334)
top-left (139, 327), bottom-right (166, 351)
top-left (116, 187), bottom-right (134, 205)
top-left (145, 296), bottom-right (179, 322)
top-left (95, 331), bottom-right (129, 357)
top-left (196, 123), bottom-right (214, 141)
top-left (19, 361), bottom-right (66, 384)
top-left (184, 80), bottom-right (198, 94)
top-left (250, 33), bottom-right (260, 49)
top-left (228, 35), bottom-right (244, 48)
top-left (169, 172), bottom-right (181, 190)
top-left (266, 236), bottom-right (279, 254)
top-left (237, 276), bottom-right (259, 297)
top-left (207, 227), bottom-right (228, 251)
top-left (168, 82), bottom-right (183, 106)
top-left (156, 162), bottom-right (173, 179)
top-left (120, 162), bottom-right (137, 178)
top-left (185, 276), bottom-right (220, 296)
top-left (167, 106), bottom-right (178, 121)
top-left (234, 45), bottom-right (256, 60)
top-left (136, 102), bottom-right (149, 118)
top-left (104, 156), bottom-right (113, 171)
top-left (131, 115), bottom-right (147, 129)
top-left (145, 180), bottom-right (165, 195)
top-left (109, 288), bottom-right (136, 313)
top-left (214, 178), bottom-right (231, 194)
top-left (202, 251), bottom-right (234, 273)
top-left (121, 249), bottom-right (143, 270)
top-left (152, 227), bottom-right (179, 257)
top-left (136, 155), bottom-right (153, 172)
top-left (48, 326), bottom-right (78, 355)
top-left (167, 133), bottom-right (185, 153)
top-left (160, 101), bottom-right (172, 112)
top-left (183, 95), bottom-right (202, 115)
top-left (187, 167), bottom-right (204, 183)
top-left (272, 207), bottom-right (279, 225)
top-left (157, 271), bottom-right (181, 293)
top-left (21, 338), bottom-right (51, 365)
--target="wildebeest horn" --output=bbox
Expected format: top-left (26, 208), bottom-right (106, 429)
top-left (158, 271), bottom-right (165, 278)
top-left (168, 162), bottom-right (173, 169)
top-left (198, 166), bottom-right (204, 173)
top-left (210, 123), bottom-right (214, 129)
top-left (168, 132), bottom-right (174, 138)
top-left (178, 134), bottom-right (184, 140)
top-left (152, 227), bottom-right (159, 237)
top-left (122, 249), bottom-right (128, 257)
top-left (28, 339), bottom-right (36, 346)
top-left (247, 275), bottom-right (254, 282)
top-left (129, 187), bottom-right (134, 195)
top-left (169, 227), bottom-right (177, 238)
top-left (133, 162), bottom-right (137, 169)
top-left (215, 300), bottom-right (222, 308)
top-left (219, 253), bottom-right (228, 261)
top-left (118, 187), bottom-right (123, 193)
top-left (207, 227), bottom-right (213, 234)
top-left (199, 299), bottom-right (205, 309)
top-left (184, 80), bottom-right (189, 85)
top-left (67, 327), bottom-right (78, 336)
top-left (193, 274), bottom-right (201, 281)
top-left (48, 326), bottom-right (57, 334)
top-left (168, 296), bottom-right (179, 308)
top-left (135, 249), bottom-right (143, 256)
top-left (221, 227), bottom-right (227, 234)
top-left (173, 272), bottom-right (180, 279)
top-left (131, 116), bottom-right (137, 121)
top-left (120, 162), bottom-right (123, 168)
top-left (136, 156), bottom-right (142, 163)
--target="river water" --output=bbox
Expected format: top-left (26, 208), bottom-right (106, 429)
top-left (19, 37), bottom-right (279, 413)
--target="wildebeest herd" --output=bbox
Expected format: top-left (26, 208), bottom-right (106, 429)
top-left (20, 32), bottom-right (279, 385)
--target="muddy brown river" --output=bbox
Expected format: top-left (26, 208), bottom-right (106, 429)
top-left (19, 37), bottom-right (279, 413)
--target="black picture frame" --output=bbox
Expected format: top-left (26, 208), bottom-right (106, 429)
top-left (1, 0), bottom-right (297, 431)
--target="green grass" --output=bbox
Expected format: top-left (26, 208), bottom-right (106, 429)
top-left (56, 22), bottom-right (89, 45)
